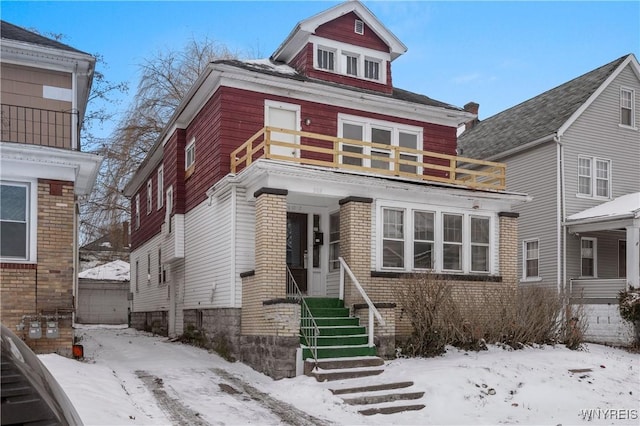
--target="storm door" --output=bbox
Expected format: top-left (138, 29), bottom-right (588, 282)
top-left (287, 212), bottom-right (308, 293)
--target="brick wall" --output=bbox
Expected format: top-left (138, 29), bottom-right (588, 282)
top-left (0, 180), bottom-right (76, 356)
top-left (241, 189), bottom-right (287, 336)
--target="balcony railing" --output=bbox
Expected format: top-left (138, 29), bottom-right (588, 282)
top-left (230, 127), bottom-right (506, 190)
top-left (1, 104), bottom-right (75, 150)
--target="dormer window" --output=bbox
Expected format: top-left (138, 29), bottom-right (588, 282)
top-left (312, 38), bottom-right (387, 84)
top-left (317, 47), bottom-right (335, 71)
top-left (354, 19), bottom-right (364, 35)
top-left (364, 58), bottom-right (380, 80)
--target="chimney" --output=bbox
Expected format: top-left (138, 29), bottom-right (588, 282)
top-left (463, 102), bottom-right (479, 131)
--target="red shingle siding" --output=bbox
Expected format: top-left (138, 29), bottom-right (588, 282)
top-left (315, 12), bottom-right (388, 52)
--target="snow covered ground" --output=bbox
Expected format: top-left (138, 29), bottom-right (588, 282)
top-left (39, 325), bottom-right (639, 425)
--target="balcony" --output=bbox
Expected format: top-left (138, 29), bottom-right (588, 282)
top-left (1, 104), bottom-right (76, 150)
top-left (231, 127), bottom-right (506, 190)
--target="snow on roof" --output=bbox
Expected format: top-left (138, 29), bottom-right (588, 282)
top-left (566, 192), bottom-right (640, 221)
top-left (78, 260), bottom-right (130, 281)
top-left (243, 59), bottom-right (299, 75)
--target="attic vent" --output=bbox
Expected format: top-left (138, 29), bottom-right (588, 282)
top-left (354, 19), bottom-right (364, 35)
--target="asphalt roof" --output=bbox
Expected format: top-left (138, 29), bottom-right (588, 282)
top-left (457, 54), bottom-right (631, 160)
top-left (213, 59), bottom-right (463, 112)
top-left (1, 20), bottom-right (89, 55)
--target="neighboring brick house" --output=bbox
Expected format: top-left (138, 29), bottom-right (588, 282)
top-left (124, 1), bottom-right (528, 378)
top-left (0, 21), bottom-right (102, 355)
top-left (459, 54), bottom-right (640, 345)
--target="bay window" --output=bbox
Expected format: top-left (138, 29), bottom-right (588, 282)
top-left (413, 211), bottom-right (434, 269)
top-left (443, 214), bottom-right (462, 271)
top-left (471, 217), bottom-right (490, 272)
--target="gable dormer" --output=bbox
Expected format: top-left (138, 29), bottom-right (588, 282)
top-left (271, 1), bottom-right (406, 94)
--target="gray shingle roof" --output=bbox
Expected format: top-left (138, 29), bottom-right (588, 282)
top-left (458, 54), bottom-right (631, 160)
top-left (213, 59), bottom-right (463, 112)
top-left (1, 20), bottom-right (89, 55)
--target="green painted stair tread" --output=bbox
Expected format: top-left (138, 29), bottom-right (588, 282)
top-left (313, 317), bottom-right (360, 326)
top-left (302, 298), bottom-right (344, 308)
top-left (301, 326), bottom-right (367, 336)
top-left (299, 335), bottom-right (368, 346)
top-left (302, 345), bottom-right (377, 359)
top-left (306, 307), bottom-right (350, 317)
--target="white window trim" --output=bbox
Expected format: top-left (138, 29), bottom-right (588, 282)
top-left (147, 252), bottom-right (152, 285)
top-left (329, 211), bottom-right (340, 272)
top-left (165, 185), bottom-right (174, 233)
top-left (413, 210), bottom-right (435, 271)
top-left (576, 155), bottom-right (611, 200)
top-left (310, 36), bottom-right (388, 84)
top-left (381, 207), bottom-right (406, 269)
top-left (157, 165), bottom-right (164, 210)
top-left (0, 180), bottom-right (37, 263)
top-left (135, 194), bottom-right (140, 230)
top-left (376, 201), bottom-right (495, 274)
top-left (619, 86), bottom-right (636, 129)
top-left (146, 179), bottom-right (153, 215)
top-left (338, 114), bottom-right (423, 172)
top-left (470, 215), bottom-right (491, 273)
top-left (185, 137), bottom-right (196, 170)
top-left (521, 238), bottom-right (542, 282)
top-left (135, 259), bottom-right (139, 293)
top-left (580, 237), bottom-right (598, 278)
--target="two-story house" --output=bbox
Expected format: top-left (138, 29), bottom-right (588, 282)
top-left (459, 54), bottom-right (640, 345)
top-left (0, 21), bottom-right (102, 355)
top-left (124, 0), bottom-right (529, 379)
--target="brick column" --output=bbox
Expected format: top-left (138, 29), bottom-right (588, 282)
top-left (241, 188), bottom-right (287, 336)
top-left (498, 212), bottom-right (519, 289)
top-left (339, 197), bottom-right (373, 309)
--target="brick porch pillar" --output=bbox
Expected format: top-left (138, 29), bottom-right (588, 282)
top-left (498, 212), bottom-right (519, 289)
top-left (338, 196), bottom-right (373, 309)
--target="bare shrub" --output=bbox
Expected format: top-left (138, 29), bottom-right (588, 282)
top-left (396, 274), bottom-right (583, 356)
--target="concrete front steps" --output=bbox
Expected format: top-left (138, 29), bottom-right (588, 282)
top-left (300, 298), bottom-right (425, 415)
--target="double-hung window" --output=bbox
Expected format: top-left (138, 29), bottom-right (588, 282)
top-left (581, 238), bottom-right (597, 277)
top-left (185, 138), bottom-right (196, 170)
top-left (470, 217), bottom-right (490, 272)
top-left (413, 211), bottom-right (434, 269)
top-left (157, 165), bottom-right (164, 209)
top-left (382, 208), bottom-right (404, 268)
top-left (370, 126), bottom-right (392, 170)
top-left (344, 54), bottom-right (358, 76)
top-left (523, 239), bottom-right (539, 279)
top-left (317, 47), bottom-right (335, 71)
top-left (578, 156), bottom-right (611, 198)
top-left (158, 247), bottom-right (163, 285)
top-left (0, 183), bottom-right (29, 260)
top-left (442, 214), bottom-right (463, 271)
top-left (135, 194), bottom-right (140, 230)
top-left (364, 58), bottom-right (380, 80)
top-left (620, 87), bottom-right (634, 127)
top-left (147, 179), bottom-right (153, 215)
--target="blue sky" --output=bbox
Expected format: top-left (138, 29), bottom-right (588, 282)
top-left (2, 1), bottom-right (639, 138)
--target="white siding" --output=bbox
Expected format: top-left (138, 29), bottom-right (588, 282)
top-left (234, 187), bottom-right (255, 307)
top-left (130, 234), bottom-right (171, 312)
top-left (183, 192), bottom-right (233, 310)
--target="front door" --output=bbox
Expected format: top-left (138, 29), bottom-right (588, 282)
top-left (265, 100), bottom-right (299, 158)
top-left (287, 212), bottom-right (308, 293)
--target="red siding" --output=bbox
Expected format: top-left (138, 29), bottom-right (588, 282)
top-left (315, 12), bottom-right (389, 52)
top-left (130, 162), bottom-right (165, 250)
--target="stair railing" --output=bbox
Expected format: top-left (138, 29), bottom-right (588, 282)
top-left (286, 266), bottom-right (319, 366)
top-left (338, 257), bottom-right (385, 348)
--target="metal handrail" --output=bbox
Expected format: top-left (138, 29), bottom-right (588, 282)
top-left (286, 266), bottom-right (319, 366)
top-left (338, 257), bottom-right (385, 347)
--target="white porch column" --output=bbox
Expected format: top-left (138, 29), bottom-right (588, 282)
top-left (626, 225), bottom-right (640, 290)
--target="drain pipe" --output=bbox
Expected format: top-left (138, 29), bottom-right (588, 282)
top-left (555, 134), bottom-right (566, 297)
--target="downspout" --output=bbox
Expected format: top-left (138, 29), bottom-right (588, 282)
top-left (229, 185), bottom-right (237, 307)
top-left (73, 200), bottom-right (79, 325)
top-left (555, 134), bottom-right (566, 297)
top-left (72, 64), bottom-right (78, 150)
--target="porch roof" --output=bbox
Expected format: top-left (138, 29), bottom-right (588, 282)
top-left (565, 192), bottom-right (640, 230)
